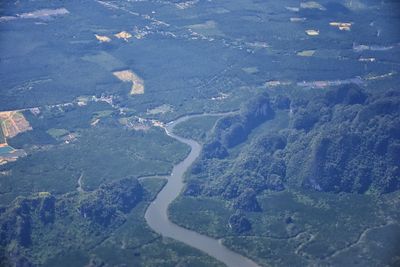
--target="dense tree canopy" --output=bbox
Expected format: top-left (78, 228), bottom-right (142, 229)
top-left (188, 86), bottom-right (400, 208)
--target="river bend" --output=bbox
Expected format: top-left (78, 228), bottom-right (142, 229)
top-left (144, 114), bottom-right (259, 267)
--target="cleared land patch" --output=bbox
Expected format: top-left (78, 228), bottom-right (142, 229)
top-left (300, 1), bottom-right (325, 10)
top-left (297, 50), bottom-right (316, 57)
top-left (113, 70), bottom-right (145, 95)
top-left (305, 30), bottom-right (319, 36)
top-left (0, 111), bottom-right (30, 164)
top-left (0, 111), bottom-right (32, 140)
top-left (147, 104), bottom-right (173, 115)
top-left (329, 22), bottom-right (352, 31)
top-left (187, 20), bottom-right (224, 37)
top-left (114, 31), bottom-right (132, 41)
top-left (242, 67), bottom-right (259, 74)
top-left (95, 34), bottom-right (111, 43)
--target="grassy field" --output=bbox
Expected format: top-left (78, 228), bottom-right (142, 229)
top-left (173, 115), bottom-right (222, 143)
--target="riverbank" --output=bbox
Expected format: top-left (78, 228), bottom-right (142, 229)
top-left (144, 113), bottom-right (260, 267)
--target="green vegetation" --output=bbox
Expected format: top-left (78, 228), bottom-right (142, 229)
top-left (93, 110), bottom-right (114, 119)
top-left (170, 197), bottom-right (232, 238)
top-left (185, 87), bottom-right (400, 200)
top-left (1, 0), bottom-right (400, 265)
top-left (46, 128), bottom-right (69, 139)
top-left (0, 101), bottom-right (190, 205)
top-left (221, 190), bottom-right (400, 266)
top-left (172, 187), bottom-right (400, 266)
top-left (0, 177), bottom-right (223, 266)
top-left (174, 115), bottom-right (221, 143)
top-left (171, 87), bottom-right (400, 266)
top-left (140, 178), bottom-right (167, 200)
top-left (0, 123), bottom-right (5, 143)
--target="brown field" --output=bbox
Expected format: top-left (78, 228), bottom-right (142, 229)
top-left (0, 111), bottom-right (32, 139)
top-left (113, 70), bottom-right (145, 95)
top-left (114, 31), bottom-right (132, 41)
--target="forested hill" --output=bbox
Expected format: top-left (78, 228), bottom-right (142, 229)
top-left (187, 85), bottom-right (400, 206)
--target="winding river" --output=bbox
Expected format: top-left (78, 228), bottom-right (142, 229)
top-left (144, 114), bottom-right (260, 267)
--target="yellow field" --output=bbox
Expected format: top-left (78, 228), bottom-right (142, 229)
top-left (113, 70), bottom-right (145, 95)
top-left (114, 31), bottom-right (132, 41)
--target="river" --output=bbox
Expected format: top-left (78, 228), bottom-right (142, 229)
top-left (144, 113), bottom-right (260, 267)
